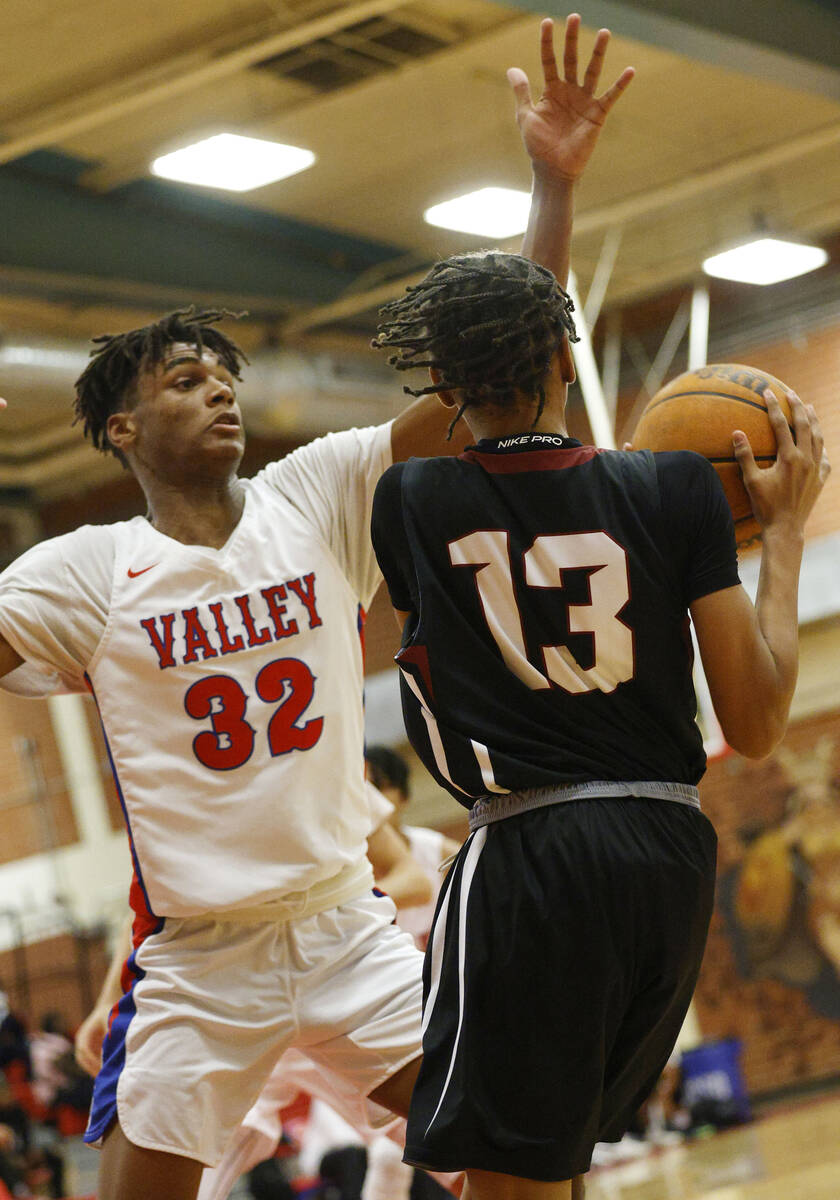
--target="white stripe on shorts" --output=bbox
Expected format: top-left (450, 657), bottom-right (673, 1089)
top-left (421, 857), bottom-right (456, 1041)
top-left (423, 827), bottom-right (487, 1136)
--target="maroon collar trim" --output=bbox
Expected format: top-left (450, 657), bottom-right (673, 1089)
top-left (460, 444), bottom-right (603, 473)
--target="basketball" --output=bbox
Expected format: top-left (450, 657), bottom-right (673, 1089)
top-left (630, 363), bottom-right (793, 546)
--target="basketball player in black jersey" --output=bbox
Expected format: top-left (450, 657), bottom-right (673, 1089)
top-left (369, 190), bottom-right (830, 1200)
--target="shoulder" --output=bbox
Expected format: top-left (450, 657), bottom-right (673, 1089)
top-left (653, 449), bottom-right (718, 480)
top-left (2, 522), bottom-right (122, 584)
top-left (258, 424), bottom-right (392, 492)
top-left (653, 450), bottom-right (727, 509)
top-left (379, 453), bottom-right (463, 494)
top-left (373, 459), bottom-right (407, 500)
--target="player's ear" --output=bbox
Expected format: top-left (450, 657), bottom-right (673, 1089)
top-left (106, 410), bottom-right (137, 455)
top-left (429, 367), bottom-right (457, 409)
top-left (558, 336), bottom-right (576, 385)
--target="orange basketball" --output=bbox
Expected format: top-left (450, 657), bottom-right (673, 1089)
top-left (630, 363), bottom-right (793, 547)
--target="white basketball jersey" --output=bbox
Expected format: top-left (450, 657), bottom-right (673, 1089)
top-left (0, 426), bottom-right (391, 917)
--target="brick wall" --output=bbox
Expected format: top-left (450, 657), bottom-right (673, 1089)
top-left (729, 323), bottom-right (840, 542)
top-left (0, 692), bottom-right (77, 864)
top-left (0, 930), bottom-right (110, 1032)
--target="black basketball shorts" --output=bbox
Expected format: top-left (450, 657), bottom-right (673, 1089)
top-left (403, 796), bottom-right (717, 1181)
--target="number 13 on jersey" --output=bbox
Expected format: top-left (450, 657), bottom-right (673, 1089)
top-left (449, 530), bottom-right (635, 695)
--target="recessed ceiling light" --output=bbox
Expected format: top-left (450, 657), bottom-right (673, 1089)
top-left (702, 236), bottom-right (828, 285)
top-left (424, 187), bottom-right (531, 238)
top-left (151, 133), bottom-right (315, 193)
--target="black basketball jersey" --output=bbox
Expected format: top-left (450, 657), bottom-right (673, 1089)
top-left (371, 435), bottom-right (740, 808)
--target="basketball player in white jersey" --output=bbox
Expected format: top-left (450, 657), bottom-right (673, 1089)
top-left (0, 18), bottom-right (634, 1200)
top-left (74, 782), bottom-right (444, 1200)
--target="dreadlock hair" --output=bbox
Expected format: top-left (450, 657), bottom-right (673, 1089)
top-left (371, 251), bottom-right (578, 437)
top-left (73, 307), bottom-right (249, 460)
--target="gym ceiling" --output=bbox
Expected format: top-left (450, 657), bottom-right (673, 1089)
top-left (2, 0), bottom-right (840, 513)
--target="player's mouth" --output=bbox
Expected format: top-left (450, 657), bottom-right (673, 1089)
top-left (210, 412), bottom-right (242, 430)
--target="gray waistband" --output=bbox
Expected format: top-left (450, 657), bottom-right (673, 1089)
top-left (468, 780), bottom-right (701, 831)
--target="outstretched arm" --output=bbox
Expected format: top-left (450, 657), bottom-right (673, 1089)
top-left (391, 16), bottom-right (633, 462)
top-left (691, 391), bottom-right (830, 758)
top-left (510, 14), bottom-right (634, 284)
top-left (367, 820), bottom-right (433, 909)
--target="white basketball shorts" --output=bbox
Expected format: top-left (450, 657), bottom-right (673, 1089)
top-left (85, 887), bottom-right (424, 1165)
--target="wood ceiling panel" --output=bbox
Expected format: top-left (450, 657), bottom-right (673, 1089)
top-left (0, 1), bottom-right (273, 118)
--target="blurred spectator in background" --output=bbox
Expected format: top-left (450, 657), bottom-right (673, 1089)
top-left (30, 1014), bottom-right (73, 1113)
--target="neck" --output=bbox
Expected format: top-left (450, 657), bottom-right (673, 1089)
top-left (143, 477), bottom-right (245, 548)
top-left (466, 411), bottom-right (569, 444)
top-left (461, 384), bottom-right (569, 443)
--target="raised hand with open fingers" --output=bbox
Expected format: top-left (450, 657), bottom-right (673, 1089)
top-left (733, 389), bottom-right (830, 535)
top-left (507, 14), bottom-right (634, 185)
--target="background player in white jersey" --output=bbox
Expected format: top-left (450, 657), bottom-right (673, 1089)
top-left (364, 745), bottom-right (461, 950)
top-left (370, 245), bottom-right (829, 1200)
top-left (0, 16), bottom-right (633, 1200)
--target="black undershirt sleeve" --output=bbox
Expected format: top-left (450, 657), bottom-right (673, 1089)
top-left (654, 451), bottom-right (741, 606)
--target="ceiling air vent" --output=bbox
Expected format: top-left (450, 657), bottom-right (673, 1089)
top-left (256, 16), bottom-right (451, 93)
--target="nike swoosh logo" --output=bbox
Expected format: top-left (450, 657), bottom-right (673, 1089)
top-left (127, 563), bottom-right (158, 578)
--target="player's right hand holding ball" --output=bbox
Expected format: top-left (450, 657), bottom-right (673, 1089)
top-left (733, 389), bottom-right (830, 536)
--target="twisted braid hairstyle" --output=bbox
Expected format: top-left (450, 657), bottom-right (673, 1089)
top-left (74, 307), bottom-right (248, 460)
top-left (372, 251), bottom-right (578, 436)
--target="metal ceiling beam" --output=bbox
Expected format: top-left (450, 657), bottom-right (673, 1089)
top-left (0, 0), bottom-right (409, 166)
top-left (506, 0), bottom-right (840, 100)
top-left (567, 271), bottom-right (616, 449)
top-left (573, 121), bottom-right (840, 237)
top-left (0, 168), bottom-right (398, 308)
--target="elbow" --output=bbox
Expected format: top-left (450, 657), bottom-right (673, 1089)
top-left (720, 711), bottom-right (789, 761)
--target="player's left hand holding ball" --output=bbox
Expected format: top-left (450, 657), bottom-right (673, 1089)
top-left (733, 388), bottom-right (830, 535)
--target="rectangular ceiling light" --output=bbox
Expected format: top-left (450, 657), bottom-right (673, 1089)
top-left (424, 187), bottom-right (531, 239)
top-left (151, 133), bottom-right (315, 193)
top-left (702, 236), bottom-right (828, 285)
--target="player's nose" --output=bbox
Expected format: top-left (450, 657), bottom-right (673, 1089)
top-left (207, 377), bottom-right (235, 404)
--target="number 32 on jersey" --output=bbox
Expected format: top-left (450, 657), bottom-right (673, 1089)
top-left (184, 656), bottom-right (323, 770)
top-left (449, 530), bottom-right (635, 694)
